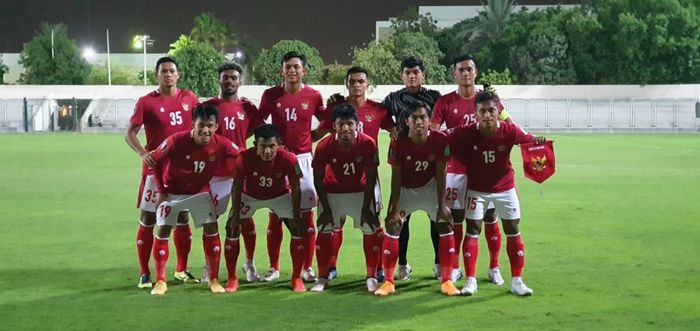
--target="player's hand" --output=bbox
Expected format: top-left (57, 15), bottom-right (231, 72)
top-left (140, 150), bottom-right (156, 167)
top-left (533, 136), bottom-right (546, 145)
top-left (155, 192), bottom-right (170, 210)
top-left (226, 216), bottom-right (241, 237)
top-left (326, 93), bottom-right (345, 106)
top-left (240, 97), bottom-right (255, 107)
top-left (360, 207), bottom-right (380, 231)
top-left (384, 211), bottom-right (403, 234)
top-left (317, 209), bottom-right (334, 233)
top-left (390, 126), bottom-right (400, 140)
top-left (436, 206), bottom-right (454, 225)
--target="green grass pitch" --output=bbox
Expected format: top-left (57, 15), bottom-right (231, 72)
top-left (0, 133), bottom-right (698, 330)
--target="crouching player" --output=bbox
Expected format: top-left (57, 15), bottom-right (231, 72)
top-left (375, 101), bottom-right (460, 297)
top-left (448, 91), bottom-right (543, 296)
top-left (149, 104), bottom-right (240, 296)
top-left (227, 124), bottom-right (308, 292)
top-left (310, 104), bottom-right (383, 293)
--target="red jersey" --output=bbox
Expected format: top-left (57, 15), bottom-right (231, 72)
top-left (320, 100), bottom-right (394, 143)
top-left (448, 122), bottom-right (534, 193)
top-left (204, 97), bottom-right (264, 177)
top-left (388, 130), bottom-right (451, 189)
top-left (432, 90), bottom-right (504, 175)
top-left (312, 132), bottom-right (379, 194)
top-left (258, 85), bottom-right (325, 154)
top-left (151, 131), bottom-right (240, 195)
top-left (232, 147), bottom-right (302, 200)
top-left (130, 89), bottom-right (199, 175)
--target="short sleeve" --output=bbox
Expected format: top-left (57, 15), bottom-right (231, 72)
top-left (130, 97), bottom-right (146, 126)
top-left (431, 97), bottom-right (447, 125)
top-left (387, 139), bottom-right (400, 166)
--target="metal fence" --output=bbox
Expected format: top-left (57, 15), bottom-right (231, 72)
top-left (1, 97), bottom-right (698, 133)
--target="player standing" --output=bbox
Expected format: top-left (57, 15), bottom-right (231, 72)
top-left (310, 104), bottom-right (383, 292)
top-left (258, 51), bottom-right (325, 283)
top-left (374, 101), bottom-right (460, 297)
top-left (430, 54), bottom-right (513, 285)
top-left (382, 57), bottom-right (443, 281)
top-left (227, 124), bottom-right (307, 292)
top-left (203, 63), bottom-right (264, 283)
top-left (148, 104), bottom-right (239, 295)
top-left (125, 57), bottom-right (200, 288)
top-left (448, 91), bottom-right (542, 296)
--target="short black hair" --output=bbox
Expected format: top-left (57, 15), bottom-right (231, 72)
top-left (192, 103), bottom-right (219, 122)
top-left (474, 91), bottom-right (500, 107)
top-left (453, 54), bottom-right (476, 68)
top-left (254, 124), bottom-right (280, 142)
top-left (331, 103), bottom-right (359, 123)
top-left (400, 56), bottom-right (425, 72)
top-left (398, 100), bottom-right (432, 135)
top-left (155, 56), bottom-right (178, 72)
top-left (218, 62), bottom-right (243, 75)
top-left (346, 66), bottom-right (369, 81)
top-left (281, 51), bottom-right (306, 67)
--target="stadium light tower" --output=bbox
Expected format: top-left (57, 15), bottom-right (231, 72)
top-left (133, 34), bottom-right (155, 86)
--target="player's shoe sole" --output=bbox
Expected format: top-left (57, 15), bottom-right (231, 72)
top-left (174, 270), bottom-right (200, 284)
top-left (208, 278), bottom-right (226, 294)
top-left (374, 281), bottom-right (395, 296)
top-left (138, 274), bottom-right (153, 289)
top-left (150, 281), bottom-right (167, 296)
top-left (441, 280), bottom-right (461, 296)
top-left (225, 278), bottom-right (239, 292)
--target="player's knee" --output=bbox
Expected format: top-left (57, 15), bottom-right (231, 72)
top-left (501, 219), bottom-right (520, 235)
top-left (465, 220), bottom-right (482, 235)
top-left (360, 223), bottom-right (377, 235)
top-left (202, 223), bottom-right (218, 235)
top-left (176, 211), bottom-right (189, 224)
top-left (156, 225), bottom-right (172, 239)
top-left (436, 221), bottom-right (452, 235)
top-left (140, 210), bottom-right (157, 226)
top-left (451, 208), bottom-right (465, 222)
top-left (483, 208), bottom-right (497, 223)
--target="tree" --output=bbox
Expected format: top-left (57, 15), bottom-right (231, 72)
top-left (322, 62), bottom-right (351, 84)
top-left (456, 0), bottom-right (517, 53)
top-left (190, 13), bottom-right (236, 52)
top-left (253, 40), bottom-right (325, 85)
top-left (0, 54), bottom-right (8, 84)
top-left (168, 35), bottom-right (226, 97)
top-left (351, 40), bottom-right (401, 85)
top-left (86, 63), bottom-right (142, 85)
top-left (19, 23), bottom-right (89, 84)
top-left (479, 68), bottom-right (513, 85)
top-left (391, 32), bottom-right (449, 84)
top-left (390, 6), bottom-right (441, 39)
top-left (436, 17), bottom-right (480, 68)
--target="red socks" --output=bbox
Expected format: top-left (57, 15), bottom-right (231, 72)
top-left (506, 233), bottom-right (525, 277)
top-left (463, 235), bottom-right (479, 278)
top-left (452, 223), bottom-right (463, 270)
top-left (224, 237), bottom-right (240, 282)
top-left (330, 228), bottom-right (343, 268)
top-left (173, 224), bottom-right (192, 272)
top-left (203, 233), bottom-right (221, 280)
top-left (362, 231), bottom-right (382, 278)
top-left (302, 210), bottom-right (316, 270)
top-left (315, 232), bottom-right (333, 278)
top-left (136, 223), bottom-right (154, 275)
top-left (438, 232), bottom-right (455, 283)
top-left (152, 238), bottom-right (169, 282)
top-left (484, 220), bottom-right (502, 269)
top-left (290, 237), bottom-right (306, 280)
top-left (381, 234), bottom-right (399, 283)
top-left (266, 213), bottom-right (283, 271)
top-left (240, 218), bottom-right (256, 261)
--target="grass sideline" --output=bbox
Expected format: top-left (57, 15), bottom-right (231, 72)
top-left (0, 133), bottom-right (699, 330)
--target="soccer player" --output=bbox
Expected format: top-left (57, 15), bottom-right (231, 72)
top-left (310, 104), bottom-right (383, 293)
top-left (258, 51), bottom-right (325, 283)
top-left (148, 103), bottom-right (240, 295)
top-left (203, 63), bottom-right (264, 283)
top-left (374, 101), bottom-right (460, 297)
top-left (430, 54), bottom-right (513, 285)
top-left (227, 124), bottom-right (307, 292)
top-left (125, 57), bottom-right (200, 288)
top-left (448, 91), bottom-right (543, 296)
top-left (315, 66), bottom-right (394, 280)
top-left (382, 57), bottom-right (443, 281)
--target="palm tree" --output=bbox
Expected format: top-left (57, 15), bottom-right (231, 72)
top-left (457, 0), bottom-right (516, 53)
top-left (190, 13), bottom-right (236, 52)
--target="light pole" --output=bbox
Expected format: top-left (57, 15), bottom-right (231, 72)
top-left (133, 34), bottom-right (155, 86)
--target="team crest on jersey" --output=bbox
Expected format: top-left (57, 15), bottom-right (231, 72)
top-left (355, 156), bottom-right (364, 163)
top-left (301, 102), bottom-right (309, 110)
top-left (182, 103), bottom-right (190, 111)
top-left (237, 111), bottom-right (245, 120)
top-left (497, 145), bottom-right (505, 152)
top-left (209, 155), bottom-right (216, 162)
top-left (365, 114), bottom-right (374, 122)
top-left (274, 172), bottom-right (283, 178)
top-left (428, 154), bottom-right (436, 162)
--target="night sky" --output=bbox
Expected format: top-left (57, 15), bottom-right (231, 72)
top-left (0, 0), bottom-right (415, 63)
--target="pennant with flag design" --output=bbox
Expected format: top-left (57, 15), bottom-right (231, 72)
top-left (520, 140), bottom-right (556, 184)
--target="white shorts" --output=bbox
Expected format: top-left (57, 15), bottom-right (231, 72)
top-left (398, 179), bottom-right (446, 223)
top-left (232, 192), bottom-right (296, 220)
top-left (296, 153), bottom-right (317, 210)
top-left (320, 191), bottom-right (381, 234)
top-left (465, 188), bottom-right (521, 221)
top-left (209, 176), bottom-right (233, 216)
top-left (138, 175), bottom-right (159, 212)
top-left (444, 173), bottom-right (467, 210)
top-left (156, 192), bottom-right (217, 228)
